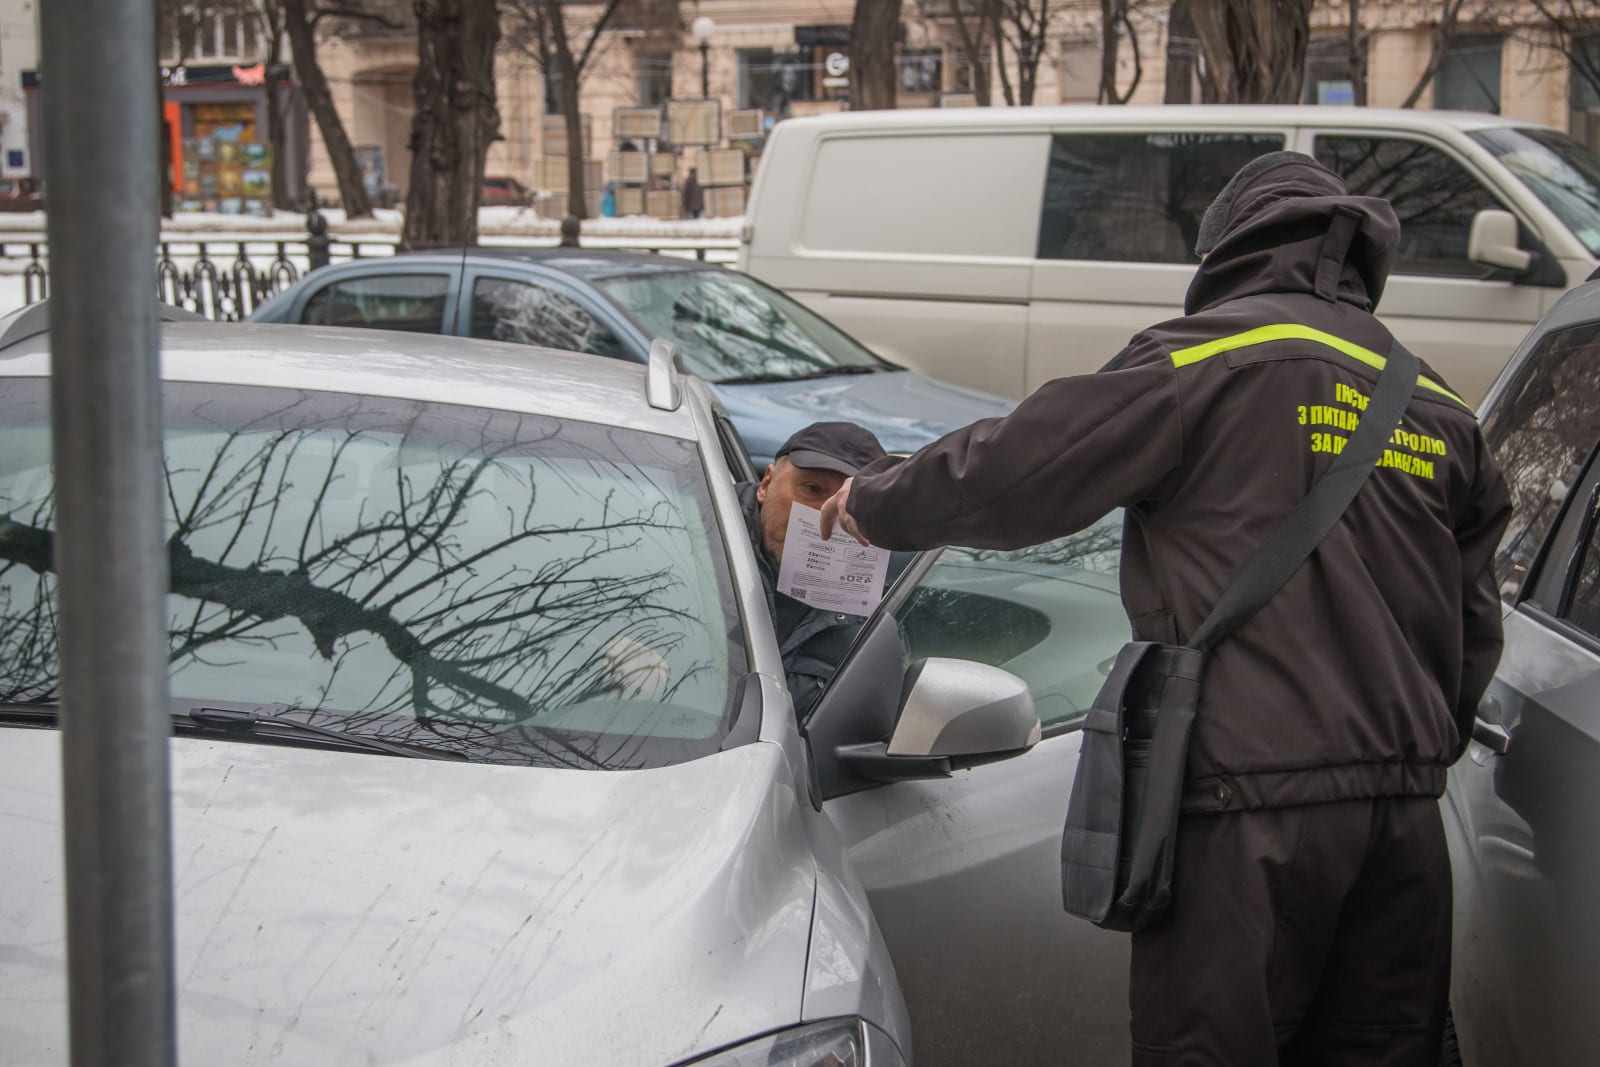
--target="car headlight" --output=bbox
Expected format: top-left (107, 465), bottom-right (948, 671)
top-left (678, 1017), bottom-right (906, 1067)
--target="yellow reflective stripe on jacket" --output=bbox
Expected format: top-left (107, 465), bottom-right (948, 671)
top-left (1168, 324), bottom-right (1468, 407)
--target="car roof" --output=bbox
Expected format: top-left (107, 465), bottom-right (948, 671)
top-left (392, 247), bottom-right (716, 282)
top-left (774, 104), bottom-right (1550, 136)
top-left (0, 317), bottom-right (699, 439)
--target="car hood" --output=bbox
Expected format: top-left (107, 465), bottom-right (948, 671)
top-left (0, 732), bottom-right (817, 1066)
top-left (713, 370), bottom-right (1012, 466)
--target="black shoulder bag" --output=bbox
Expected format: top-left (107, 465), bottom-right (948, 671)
top-left (1060, 339), bottom-right (1420, 933)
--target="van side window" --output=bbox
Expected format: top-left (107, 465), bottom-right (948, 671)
top-left (1482, 320), bottom-right (1600, 597)
top-left (1313, 136), bottom-right (1501, 276)
top-left (1036, 133), bottom-right (1285, 264)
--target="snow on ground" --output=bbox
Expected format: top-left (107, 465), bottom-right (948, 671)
top-left (0, 209), bottom-right (742, 316)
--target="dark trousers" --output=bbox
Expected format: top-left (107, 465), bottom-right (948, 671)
top-left (1129, 797), bottom-right (1451, 1066)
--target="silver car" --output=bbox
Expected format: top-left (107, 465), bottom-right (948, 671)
top-left (0, 310), bottom-right (1145, 1065)
top-left (1443, 279), bottom-right (1600, 1065)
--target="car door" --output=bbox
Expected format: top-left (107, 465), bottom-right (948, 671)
top-left (1445, 315), bottom-right (1600, 1066)
top-left (295, 268), bottom-right (461, 334)
top-left (1305, 130), bottom-right (1557, 406)
top-left (822, 515), bottom-right (1136, 1066)
top-left (456, 268), bottom-right (639, 361)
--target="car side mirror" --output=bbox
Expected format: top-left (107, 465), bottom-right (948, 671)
top-left (1468, 209), bottom-right (1534, 273)
top-left (835, 658), bottom-right (1040, 784)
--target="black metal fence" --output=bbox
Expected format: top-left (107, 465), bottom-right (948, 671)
top-left (4, 218), bottom-right (735, 322)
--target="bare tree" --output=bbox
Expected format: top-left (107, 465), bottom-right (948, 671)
top-left (1187, 0), bottom-right (1315, 103)
top-left (1099, 0), bottom-right (1144, 104)
top-left (990, 0), bottom-right (1056, 106)
top-left (850, 0), bottom-right (900, 109)
top-left (945, 0), bottom-right (996, 105)
top-left (500, 0), bottom-right (662, 220)
top-left (1523, 0), bottom-right (1600, 104)
top-left (1398, 0), bottom-right (1511, 108)
top-left (403, 0), bottom-right (501, 248)
top-left (1347, 0), bottom-right (1369, 106)
top-left (281, 0), bottom-right (399, 217)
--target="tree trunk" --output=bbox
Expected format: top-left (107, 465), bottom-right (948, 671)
top-left (283, 0), bottom-right (372, 217)
top-left (404, 0), bottom-right (501, 247)
top-left (1099, 0), bottom-right (1141, 104)
top-left (1189, 0), bottom-right (1313, 104)
top-left (949, 1), bottom-right (993, 105)
top-left (1165, 0), bottom-right (1196, 103)
top-left (263, 8), bottom-right (295, 211)
top-left (991, 3), bottom-right (1016, 106)
top-left (543, 0), bottom-right (587, 219)
top-left (1346, 0), bottom-right (1367, 106)
top-left (849, 0), bottom-right (899, 110)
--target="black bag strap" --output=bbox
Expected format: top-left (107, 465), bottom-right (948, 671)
top-left (1187, 338), bottom-right (1420, 652)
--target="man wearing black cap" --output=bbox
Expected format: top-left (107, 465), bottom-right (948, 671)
top-left (820, 153), bottom-right (1511, 1064)
top-left (740, 421), bottom-right (890, 717)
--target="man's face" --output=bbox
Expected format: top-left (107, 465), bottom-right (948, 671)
top-left (756, 458), bottom-right (848, 562)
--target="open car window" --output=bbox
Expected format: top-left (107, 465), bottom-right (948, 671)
top-left (0, 379), bottom-right (746, 769)
top-left (890, 514), bottom-right (1129, 730)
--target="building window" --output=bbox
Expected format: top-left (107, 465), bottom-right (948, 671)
top-left (1302, 36), bottom-right (1355, 105)
top-left (1569, 34), bottom-right (1600, 153)
top-left (899, 48), bottom-right (943, 94)
top-left (1059, 40), bottom-right (1099, 104)
top-left (1435, 34), bottom-right (1502, 113)
top-left (636, 50), bottom-right (673, 108)
top-left (160, 10), bottom-right (263, 64)
top-left (737, 49), bottom-right (816, 114)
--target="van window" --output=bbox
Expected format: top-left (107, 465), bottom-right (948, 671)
top-left (1036, 132), bottom-right (1285, 264)
top-left (800, 133), bottom-right (1049, 258)
top-left (1313, 135), bottom-right (1502, 276)
top-left (1482, 320), bottom-right (1600, 597)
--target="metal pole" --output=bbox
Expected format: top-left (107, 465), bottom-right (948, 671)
top-left (700, 41), bottom-right (710, 99)
top-left (41, 0), bottom-right (176, 1061)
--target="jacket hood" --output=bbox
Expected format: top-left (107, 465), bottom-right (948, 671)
top-left (1184, 155), bottom-right (1400, 316)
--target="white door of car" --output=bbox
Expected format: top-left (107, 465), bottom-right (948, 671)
top-left (822, 517), bottom-right (1135, 1066)
top-left (1444, 315), bottom-right (1600, 1066)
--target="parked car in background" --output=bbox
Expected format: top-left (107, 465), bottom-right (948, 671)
top-left (1443, 278), bottom-right (1600, 1066)
top-left (741, 105), bottom-right (1600, 405)
top-left (480, 175), bottom-right (532, 207)
top-left (248, 250), bottom-right (1012, 467)
top-left (0, 309), bottom-right (1058, 1065)
top-left (0, 177), bottom-right (43, 212)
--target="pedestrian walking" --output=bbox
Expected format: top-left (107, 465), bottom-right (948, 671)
top-left (820, 152), bottom-right (1512, 1065)
top-left (682, 167), bottom-right (705, 220)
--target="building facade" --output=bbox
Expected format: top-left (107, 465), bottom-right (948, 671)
top-left (298, 0), bottom-right (1600, 215)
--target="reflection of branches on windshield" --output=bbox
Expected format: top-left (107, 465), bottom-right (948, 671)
top-left (948, 520), bottom-right (1123, 574)
top-left (672, 288), bottom-right (834, 376)
top-left (0, 397), bottom-right (720, 768)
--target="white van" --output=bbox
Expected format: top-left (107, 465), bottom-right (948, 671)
top-left (738, 105), bottom-right (1600, 404)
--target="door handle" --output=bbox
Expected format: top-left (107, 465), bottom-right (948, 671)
top-left (1472, 717), bottom-right (1511, 755)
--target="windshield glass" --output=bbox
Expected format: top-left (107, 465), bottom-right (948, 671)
top-left (1471, 127), bottom-right (1600, 256)
top-left (0, 380), bottom-right (742, 769)
top-left (595, 269), bottom-right (888, 384)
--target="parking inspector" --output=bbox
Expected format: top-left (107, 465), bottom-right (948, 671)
top-left (741, 421), bottom-right (894, 717)
top-left (821, 153), bottom-right (1512, 1065)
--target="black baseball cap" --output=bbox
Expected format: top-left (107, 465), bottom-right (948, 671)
top-left (775, 422), bottom-right (887, 477)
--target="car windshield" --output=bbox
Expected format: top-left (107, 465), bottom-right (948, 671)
top-left (595, 268), bottom-right (889, 384)
top-left (0, 379), bottom-right (742, 769)
top-left (1470, 127), bottom-right (1600, 256)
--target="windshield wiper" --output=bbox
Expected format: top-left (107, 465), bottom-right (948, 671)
top-left (1, 701), bottom-right (465, 762)
top-left (183, 706), bottom-right (468, 761)
top-left (717, 365), bottom-right (884, 386)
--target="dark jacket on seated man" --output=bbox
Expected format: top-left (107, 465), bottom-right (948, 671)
top-left (738, 422), bottom-right (903, 717)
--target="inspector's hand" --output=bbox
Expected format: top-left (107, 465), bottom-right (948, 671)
top-left (819, 478), bottom-right (870, 546)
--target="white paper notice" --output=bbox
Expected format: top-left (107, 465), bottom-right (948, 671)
top-left (775, 503), bottom-right (892, 616)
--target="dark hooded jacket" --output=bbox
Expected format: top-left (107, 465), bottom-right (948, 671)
top-left (845, 156), bottom-right (1513, 812)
